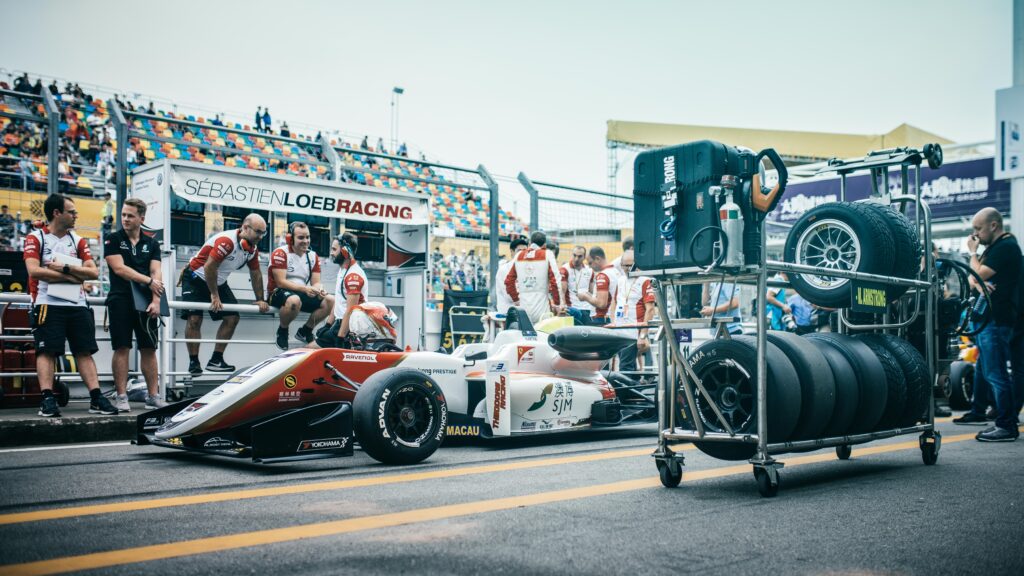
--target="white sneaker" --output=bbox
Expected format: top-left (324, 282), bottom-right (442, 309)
top-left (114, 394), bottom-right (131, 412)
top-left (145, 395), bottom-right (168, 409)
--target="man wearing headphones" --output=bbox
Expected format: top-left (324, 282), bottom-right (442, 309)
top-left (181, 214), bottom-right (270, 375)
top-left (268, 221), bottom-right (334, 349)
top-left (315, 232), bottom-right (367, 348)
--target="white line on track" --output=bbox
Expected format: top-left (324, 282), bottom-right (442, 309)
top-left (0, 442), bottom-right (130, 454)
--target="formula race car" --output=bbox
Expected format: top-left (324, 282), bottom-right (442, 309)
top-left (136, 308), bottom-right (657, 465)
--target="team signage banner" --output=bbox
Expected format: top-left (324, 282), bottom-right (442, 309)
top-left (768, 157), bottom-right (1010, 224)
top-left (168, 162), bottom-right (429, 225)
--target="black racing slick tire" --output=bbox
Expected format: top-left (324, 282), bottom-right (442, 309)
top-left (683, 337), bottom-right (801, 461)
top-left (766, 331), bottom-right (835, 441)
top-left (855, 336), bottom-right (908, 431)
top-left (946, 361), bottom-right (975, 411)
top-left (353, 368), bottom-right (448, 465)
top-left (805, 333), bottom-right (886, 434)
top-left (784, 202), bottom-right (896, 309)
top-left (804, 337), bottom-right (859, 437)
top-left (859, 203), bottom-right (922, 301)
top-left (860, 333), bottom-right (930, 427)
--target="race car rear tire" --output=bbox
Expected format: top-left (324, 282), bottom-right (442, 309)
top-left (946, 360), bottom-right (974, 411)
top-left (860, 333), bottom-right (930, 426)
top-left (684, 337), bottom-right (801, 461)
top-left (855, 336), bottom-right (908, 431)
top-left (767, 331), bottom-right (835, 440)
top-left (784, 202), bottom-right (896, 308)
top-left (353, 368), bottom-right (448, 465)
top-left (805, 333), bottom-right (886, 434)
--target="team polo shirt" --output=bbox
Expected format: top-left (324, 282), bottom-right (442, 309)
top-left (103, 229), bottom-right (161, 299)
top-left (23, 227), bottom-right (92, 307)
top-left (561, 263), bottom-right (594, 311)
top-left (592, 264), bottom-right (622, 319)
top-left (333, 262), bottom-right (368, 318)
top-left (267, 246), bottom-right (320, 294)
top-left (188, 229), bottom-right (260, 286)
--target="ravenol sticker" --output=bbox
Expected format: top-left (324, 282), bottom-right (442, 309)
top-left (343, 352), bottom-right (377, 363)
top-left (284, 374), bottom-right (297, 389)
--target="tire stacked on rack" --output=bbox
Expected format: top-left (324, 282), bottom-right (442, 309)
top-left (858, 333), bottom-right (932, 426)
top-left (804, 333), bottom-right (887, 433)
top-left (784, 201), bottom-right (921, 308)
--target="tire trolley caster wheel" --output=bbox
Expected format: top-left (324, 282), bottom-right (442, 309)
top-left (753, 465), bottom-right (781, 498)
top-left (920, 431), bottom-right (941, 466)
top-left (655, 450), bottom-right (684, 488)
top-left (836, 445), bottom-right (852, 460)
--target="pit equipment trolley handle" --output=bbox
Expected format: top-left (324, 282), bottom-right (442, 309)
top-left (647, 144), bottom-right (944, 497)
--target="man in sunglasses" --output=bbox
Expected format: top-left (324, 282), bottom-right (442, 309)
top-left (181, 213), bottom-right (270, 375)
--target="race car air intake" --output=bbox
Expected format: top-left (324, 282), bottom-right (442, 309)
top-left (547, 327), bottom-right (638, 360)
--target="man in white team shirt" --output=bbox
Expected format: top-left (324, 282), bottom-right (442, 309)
top-left (315, 232), bottom-right (369, 348)
top-left (611, 250), bottom-right (655, 371)
top-left (577, 246), bottom-right (621, 325)
top-left (494, 236), bottom-right (528, 315)
top-left (181, 214), bottom-right (270, 375)
top-left (267, 222), bottom-right (334, 350)
top-left (561, 245), bottom-right (594, 325)
top-left (504, 231), bottom-right (563, 324)
top-left (25, 194), bottom-right (117, 417)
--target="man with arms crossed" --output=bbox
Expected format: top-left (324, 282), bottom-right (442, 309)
top-left (25, 193), bottom-right (117, 417)
top-left (181, 214), bottom-right (270, 375)
top-left (104, 198), bottom-right (166, 411)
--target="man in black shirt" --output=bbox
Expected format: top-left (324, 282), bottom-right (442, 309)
top-left (103, 198), bottom-right (165, 411)
top-left (959, 208), bottom-right (1021, 441)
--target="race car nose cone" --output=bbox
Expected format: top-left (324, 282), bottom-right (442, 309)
top-left (548, 327), bottom-right (637, 355)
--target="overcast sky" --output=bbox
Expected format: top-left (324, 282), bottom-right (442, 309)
top-left (2, 0), bottom-right (1013, 199)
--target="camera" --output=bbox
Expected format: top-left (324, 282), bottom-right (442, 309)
top-left (781, 313), bottom-right (798, 332)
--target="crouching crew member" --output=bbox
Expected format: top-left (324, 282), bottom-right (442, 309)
top-left (104, 198), bottom-right (165, 411)
top-left (182, 214), bottom-right (270, 375)
top-left (315, 232), bottom-right (368, 348)
top-left (268, 222), bottom-right (334, 349)
top-left (25, 193), bottom-right (117, 417)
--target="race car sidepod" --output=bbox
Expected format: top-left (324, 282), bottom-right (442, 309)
top-left (135, 399), bottom-right (355, 463)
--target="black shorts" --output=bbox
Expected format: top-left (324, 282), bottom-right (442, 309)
top-left (33, 304), bottom-right (98, 356)
top-left (180, 273), bottom-right (238, 321)
top-left (107, 296), bottom-right (159, 350)
top-left (269, 288), bottom-right (323, 313)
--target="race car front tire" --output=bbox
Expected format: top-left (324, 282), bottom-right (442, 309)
top-left (353, 368), bottom-right (448, 465)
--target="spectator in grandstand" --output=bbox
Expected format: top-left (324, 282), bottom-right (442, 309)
top-left (702, 281), bottom-right (743, 335)
top-left (611, 236), bottom-right (633, 274)
top-left (25, 193), bottom-right (117, 418)
top-left (181, 213), bottom-right (270, 375)
top-left (268, 222), bottom-right (334, 350)
top-left (31, 79), bottom-right (43, 95)
top-left (262, 108), bottom-right (272, 133)
top-left (398, 142), bottom-right (408, 157)
top-left (464, 249), bottom-right (481, 287)
top-left (447, 248), bottom-right (461, 272)
top-left (613, 250), bottom-right (655, 371)
top-left (431, 246), bottom-right (443, 267)
top-left (578, 246), bottom-right (620, 325)
top-left (495, 237), bottom-right (528, 315)
top-left (211, 114), bottom-right (224, 127)
top-left (145, 101), bottom-right (155, 115)
top-left (955, 208), bottom-right (1021, 442)
top-left (48, 80), bottom-right (58, 95)
top-left (104, 198), bottom-right (166, 411)
top-left (255, 106), bottom-right (263, 132)
top-left (315, 232), bottom-right (367, 346)
top-left (561, 245), bottom-right (594, 325)
top-left (360, 136), bottom-right (369, 150)
top-left (0, 205), bottom-right (15, 250)
top-left (100, 192), bottom-right (115, 239)
top-left (280, 122), bottom-right (291, 138)
top-left (376, 137), bottom-right (386, 154)
top-left (13, 73), bottom-right (30, 93)
top-left (505, 231), bottom-right (563, 324)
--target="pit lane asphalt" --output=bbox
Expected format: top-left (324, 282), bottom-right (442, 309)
top-left (0, 419), bottom-right (1021, 575)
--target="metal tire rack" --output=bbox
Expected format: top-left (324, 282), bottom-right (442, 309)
top-left (648, 148), bottom-right (941, 497)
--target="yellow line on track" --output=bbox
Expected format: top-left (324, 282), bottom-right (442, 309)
top-left (0, 430), bottom-right (979, 576)
top-left (0, 445), bottom-right (686, 526)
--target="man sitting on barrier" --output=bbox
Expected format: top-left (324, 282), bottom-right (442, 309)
top-left (504, 230), bottom-right (563, 324)
top-left (25, 193), bottom-right (117, 417)
top-left (181, 213), bottom-right (270, 375)
top-left (267, 221), bottom-right (334, 350)
top-left (314, 232), bottom-right (368, 348)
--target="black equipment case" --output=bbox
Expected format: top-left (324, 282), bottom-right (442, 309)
top-left (633, 140), bottom-right (756, 270)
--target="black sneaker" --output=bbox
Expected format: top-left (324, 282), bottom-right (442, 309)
top-left (89, 394), bottom-right (119, 415)
top-left (275, 328), bottom-right (289, 350)
top-left (953, 412), bottom-right (989, 425)
top-left (188, 360), bottom-right (203, 376)
top-left (977, 427), bottom-right (1018, 442)
top-left (206, 358), bottom-right (236, 373)
top-left (38, 395), bottom-right (61, 418)
top-left (295, 325), bottom-right (314, 344)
